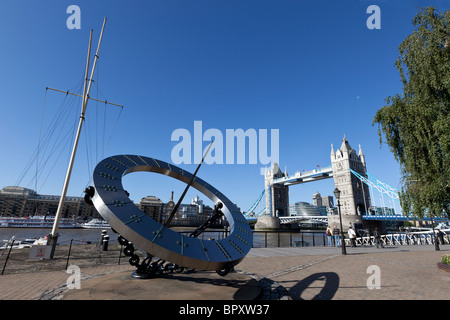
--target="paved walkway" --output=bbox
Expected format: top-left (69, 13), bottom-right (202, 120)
top-left (0, 245), bottom-right (449, 300)
top-left (0, 264), bottom-right (135, 300)
top-left (240, 245), bottom-right (450, 300)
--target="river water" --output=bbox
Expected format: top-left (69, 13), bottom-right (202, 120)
top-left (0, 228), bottom-right (327, 248)
top-left (0, 228), bottom-right (117, 245)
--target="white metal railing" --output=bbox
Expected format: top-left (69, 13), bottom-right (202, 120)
top-left (345, 231), bottom-right (450, 246)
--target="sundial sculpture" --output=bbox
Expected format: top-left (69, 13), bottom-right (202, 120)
top-left (84, 144), bottom-right (253, 278)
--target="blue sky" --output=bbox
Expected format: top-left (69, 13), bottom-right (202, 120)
top-left (0, 0), bottom-right (448, 213)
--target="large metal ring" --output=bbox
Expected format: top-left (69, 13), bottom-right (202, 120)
top-left (89, 155), bottom-right (253, 271)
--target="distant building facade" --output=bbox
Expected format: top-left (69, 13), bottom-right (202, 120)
top-left (138, 192), bottom-right (217, 227)
top-left (0, 186), bottom-right (224, 227)
top-left (138, 195), bottom-right (164, 223)
top-left (0, 186), bottom-right (100, 220)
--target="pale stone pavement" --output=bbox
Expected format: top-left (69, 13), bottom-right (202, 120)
top-left (0, 244), bottom-right (449, 300)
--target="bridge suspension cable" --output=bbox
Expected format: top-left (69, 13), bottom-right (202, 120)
top-left (350, 169), bottom-right (400, 200)
top-left (243, 189), bottom-right (265, 218)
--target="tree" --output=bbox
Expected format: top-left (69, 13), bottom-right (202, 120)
top-left (373, 7), bottom-right (450, 219)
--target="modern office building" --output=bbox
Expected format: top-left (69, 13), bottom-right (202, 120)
top-left (289, 201), bottom-right (324, 217)
top-left (312, 192), bottom-right (334, 215)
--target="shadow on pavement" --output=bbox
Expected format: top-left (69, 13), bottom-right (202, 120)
top-left (288, 272), bottom-right (339, 300)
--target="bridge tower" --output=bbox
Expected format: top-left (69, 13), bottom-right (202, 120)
top-left (255, 162), bottom-right (289, 230)
top-left (329, 136), bottom-right (372, 232)
top-left (264, 162), bottom-right (289, 217)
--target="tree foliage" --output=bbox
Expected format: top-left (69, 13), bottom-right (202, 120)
top-left (373, 7), bottom-right (450, 219)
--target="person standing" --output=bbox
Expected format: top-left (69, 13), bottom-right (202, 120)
top-left (437, 229), bottom-right (445, 245)
top-left (374, 227), bottom-right (384, 248)
top-left (333, 225), bottom-right (341, 247)
top-left (326, 226), bottom-right (333, 247)
top-left (348, 226), bottom-right (357, 247)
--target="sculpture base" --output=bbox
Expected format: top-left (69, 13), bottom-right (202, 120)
top-left (63, 270), bottom-right (262, 300)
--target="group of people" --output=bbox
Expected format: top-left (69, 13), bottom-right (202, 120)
top-left (325, 225), bottom-right (345, 247)
top-left (325, 225), bottom-right (384, 248)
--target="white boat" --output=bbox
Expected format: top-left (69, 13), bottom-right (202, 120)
top-left (0, 236), bottom-right (48, 250)
top-left (0, 216), bottom-right (80, 228)
top-left (81, 218), bottom-right (111, 229)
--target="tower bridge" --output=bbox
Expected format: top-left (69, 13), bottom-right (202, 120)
top-left (253, 136), bottom-right (385, 232)
top-left (245, 136), bottom-right (448, 232)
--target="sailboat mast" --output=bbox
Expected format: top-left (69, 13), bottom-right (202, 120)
top-left (49, 18), bottom-right (107, 250)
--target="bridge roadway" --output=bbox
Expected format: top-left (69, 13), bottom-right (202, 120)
top-left (271, 166), bottom-right (333, 186)
top-left (246, 215), bottom-right (328, 224)
top-left (278, 215), bottom-right (328, 224)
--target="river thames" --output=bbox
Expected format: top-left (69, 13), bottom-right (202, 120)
top-left (0, 227), bottom-right (327, 248)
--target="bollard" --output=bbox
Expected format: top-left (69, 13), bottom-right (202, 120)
top-left (102, 235), bottom-right (110, 251)
top-left (101, 230), bottom-right (108, 242)
top-left (100, 229), bottom-right (108, 250)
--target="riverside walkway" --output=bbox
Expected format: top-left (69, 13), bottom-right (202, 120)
top-left (0, 244), bottom-right (449, 300)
